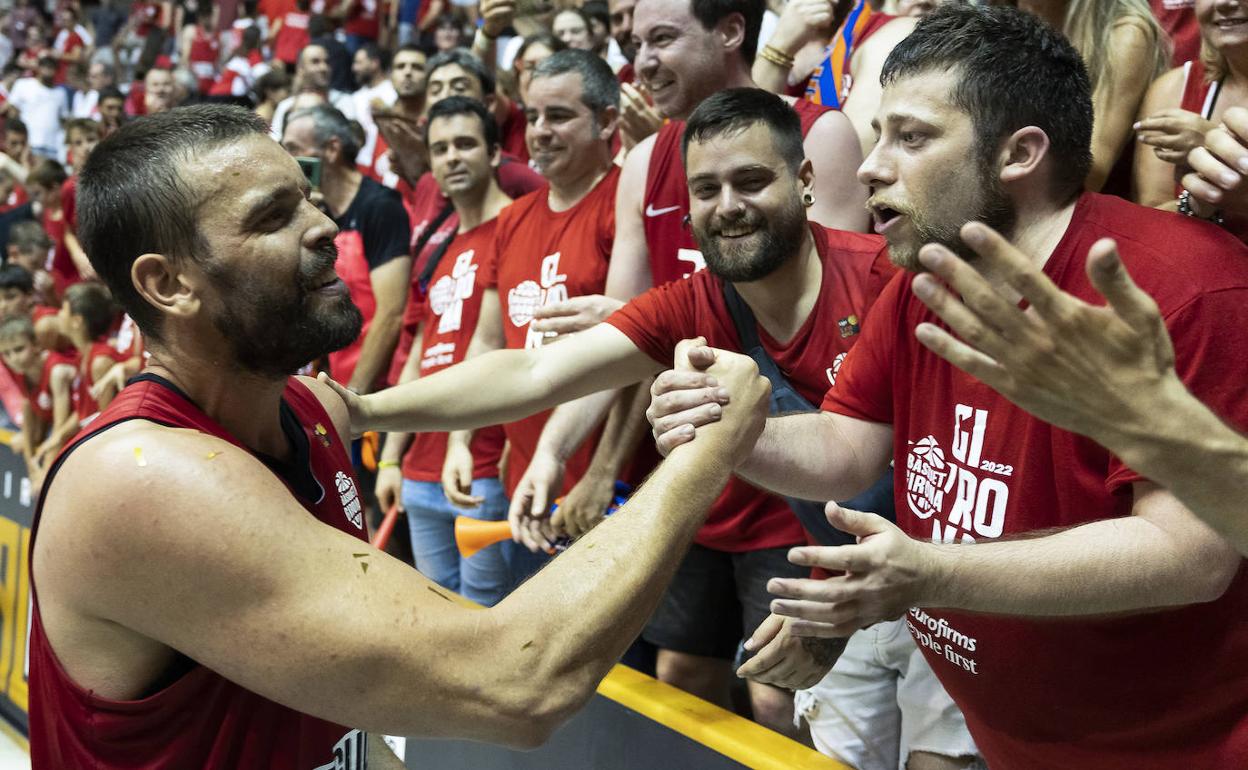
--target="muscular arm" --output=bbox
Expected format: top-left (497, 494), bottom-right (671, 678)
top-left (802, 110), bottom-right (868, 232)
top-left (348, 256), bottom-right (412, 393)
top-left (36, 367), bottom-right (765, 746)
top-left (736, 410), bottom-right (892, 502)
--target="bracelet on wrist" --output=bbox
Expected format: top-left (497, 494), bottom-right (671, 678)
top-left (759, 44), bottom-right (796, 70)
top-left (1178, 188), bottom-right (1226, 225)
top-left (377, 459), bottom-right (400, 469)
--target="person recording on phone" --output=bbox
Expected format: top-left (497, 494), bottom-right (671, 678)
top-left (282, 104), bottom-right (412, 395)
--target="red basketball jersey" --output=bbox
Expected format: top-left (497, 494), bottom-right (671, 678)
top-left (29, 374), bottom-right (372, 768)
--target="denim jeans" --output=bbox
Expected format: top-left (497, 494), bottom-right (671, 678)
top-left (402, 477), bottom-right (512, 606)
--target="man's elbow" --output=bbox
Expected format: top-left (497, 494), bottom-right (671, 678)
top-left (1190, 547), bottom-right (1240, 604)
top-left (489, 675), bottom-right (595, 749)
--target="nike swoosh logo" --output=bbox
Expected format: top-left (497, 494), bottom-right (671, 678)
top-left (645, 204), bottom-right (681, 217)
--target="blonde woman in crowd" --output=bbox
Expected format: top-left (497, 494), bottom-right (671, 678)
top-left (1020, 0), bottom-right (1168, 192)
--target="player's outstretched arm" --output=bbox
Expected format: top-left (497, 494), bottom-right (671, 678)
top-left (646, 339), bottom-right (892, 501)
top-left (910, 221), bottom-right (1248, 556)
top-left (327, 320), bottom-right (660, 437)
top-left (34, 352), bottom-right (771, 748)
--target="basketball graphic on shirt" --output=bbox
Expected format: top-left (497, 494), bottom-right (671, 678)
top-left (428, 275), bottom-right (456, 316)
top-left (508, 280), bottom-right (543, 327)
top-left (905, 435), bottom-right (948, 520)
top-left (334, 471), bottom-right (364, 529)
top-left (913, 435), bottom-right (945, 469)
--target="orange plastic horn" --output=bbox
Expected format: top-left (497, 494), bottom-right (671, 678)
top-left (455, 517), bottom-right (513, 558)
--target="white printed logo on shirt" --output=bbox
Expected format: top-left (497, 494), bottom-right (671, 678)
top-left (428, 249), bottom-right (479, 335)
top-left (903, 404), bottom-right (1012, 544)
top-left (334, 471), bottom-right (364, 529)
top-left (507, 252), bottom-right (569, 348)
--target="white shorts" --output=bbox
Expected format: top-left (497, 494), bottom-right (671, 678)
top-left (794, 618), bottom-right (981, 770)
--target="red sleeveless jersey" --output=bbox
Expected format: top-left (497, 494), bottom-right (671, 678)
top-left (29, 374), bottom-right (372, 769)
top-left (188, 26), bottom-right (220, 94)
top-left (642, 99), bottom-right (830, 287)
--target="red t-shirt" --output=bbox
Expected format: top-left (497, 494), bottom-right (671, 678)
top-left (499, 100), bottom-right (529, 164)
top-left (275, 11), bottom-right (312, 66)
top-left (31, 349), bottom-right (78, 427)
top-left (822, 193), bottom-right (1248, 769)
top-left (29, 376), bottom-right (370, 768)
top-left (74, 339), bottom-right (132, 425)
top-left (188, 26), bottom-right (220, 93)
top-left (643, 99), bottom-right (830, 288)
top-left (388, 158), bottom-right (546, 384)
top-left (402, 220), bottom-right (506, 482)
top-left (43, 209), bottom-right (79, 289)
top-left (61, 176), bottom-right (77, 230)
top-left (492, 166), bottom-right (618, 495)
top-left (608, 223), bottom-right (894, 551)
top-left (343, 0), bottom-right (384, 39)
top-left (52, 28), bottom-right (86, 85)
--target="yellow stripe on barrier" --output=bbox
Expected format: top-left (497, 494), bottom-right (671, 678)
top-left (597, 664), bottom-right (852, 770)
top-left (0, 707), bottom-right (26, 752)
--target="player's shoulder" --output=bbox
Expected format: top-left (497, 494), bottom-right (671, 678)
top-left (294, 374), bottom-right (351, 445)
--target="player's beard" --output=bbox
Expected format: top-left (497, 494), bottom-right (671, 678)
top-left (206, 240), bottom-right (364, 379)
top-left (696, 194), bottom-right (807, 283)
top-left (890, 159), bottom-right (1017, 272)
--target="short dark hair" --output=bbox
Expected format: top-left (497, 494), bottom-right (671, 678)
top-left (0, 263), bottom-right (33, 294)
top-left (8, 221), bottom-right (50, 253)
top-left (255, 68), bottom-right (291, 101)
top-left (425, 95), bottom-right (499, 152)
top-left (64, 281), bottom-right (117, 341)
top-left (66, 117), bottom-right (100, 140)
top-left (427, 49), bottom-right (495, 98)
top-left (359, 42), bottom-right (391, 71)
top-left (99, 86), bottom-right (125, 103)
top-left (682, 88), bottom-right (803, 173)
top-left (79, 105), bottom-right (269, 342)
top-left (286, 104), bottom-right (362, 165)
top-left (691, 0), bottom-right (764, 67)
top-left (27, 159), bottom-right (68, 190)
top-left (6, 119), bottom-right (26, 138)
top-left (395, 43), bottom-right (426, 60)
top-left (531, 48), bottom-right (619, 116)
top-left (881, 4), bottom-right (1093, 200)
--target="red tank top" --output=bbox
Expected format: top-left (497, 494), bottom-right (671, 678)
top-left (642, 99), bottom-right (830, 287)
top-left (188, 27), bottom-right (220, 94)
top-left (275, 11), bottom-right (311, 65)
top-left (28, 374), bottom-right (371, 768)
top-left (31, 349), bottom-right (78, 425)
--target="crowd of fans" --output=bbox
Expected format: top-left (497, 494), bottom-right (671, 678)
top-left (7, 0), bottom-right (1248, 767)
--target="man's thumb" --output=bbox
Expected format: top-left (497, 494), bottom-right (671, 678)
top-left (825, 502), bottom-right (882, 537)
